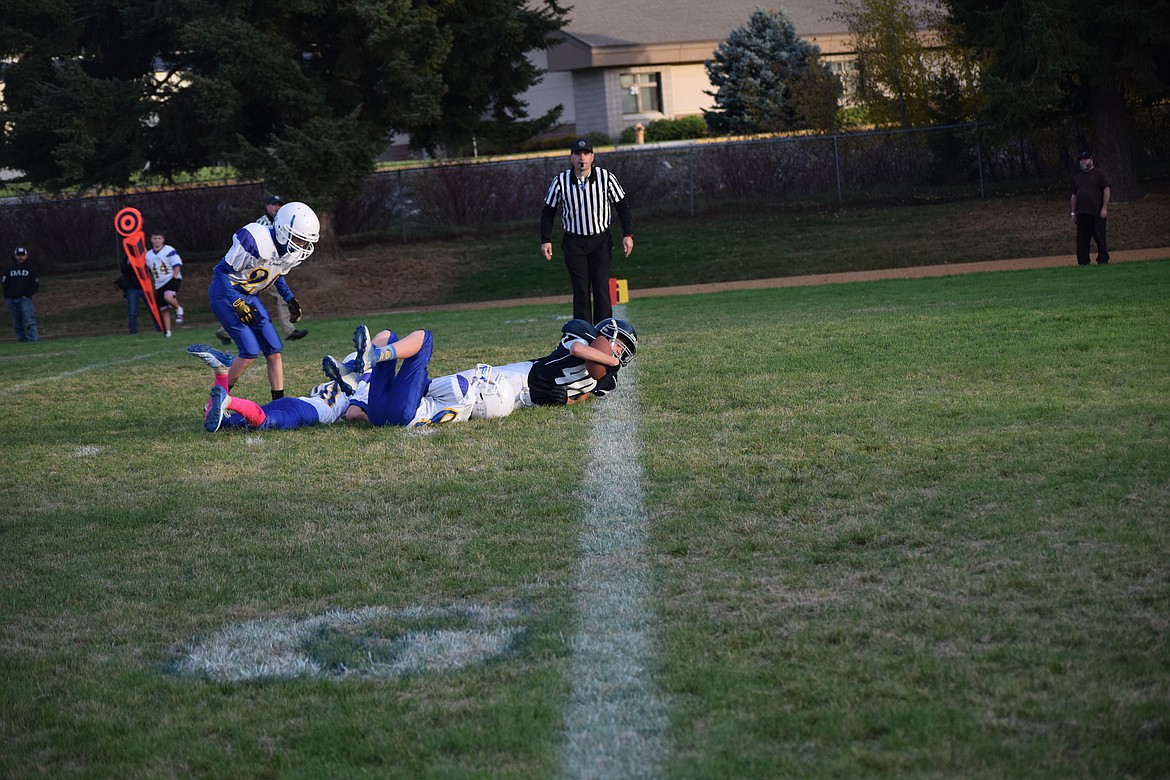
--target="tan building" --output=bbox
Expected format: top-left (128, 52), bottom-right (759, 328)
top-left (524, 0), bottom-right (855, 140)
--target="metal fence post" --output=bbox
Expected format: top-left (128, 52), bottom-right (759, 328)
top-left (399, 169), bottom-right (407, 243)
top-left (977, 136), bottom-right (985, 199)
top-left (689, 145), bottom-right (695, 218)
top-left (833, 134), bottom-right (842, 202)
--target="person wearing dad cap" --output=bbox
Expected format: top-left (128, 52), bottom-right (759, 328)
top-left (540, 137), bottom-right (635, 324)
top-left (3, 246), bottom-right (40, 342)
top-left (1070, 150), bottom-right (1110, 265)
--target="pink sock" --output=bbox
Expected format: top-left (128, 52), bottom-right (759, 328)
top-left (229, 396), bottom-right (267, 427)
top-left (214, 374), bottom-right (229, 391)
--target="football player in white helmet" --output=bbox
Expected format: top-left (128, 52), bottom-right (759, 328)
top-left (207, 201), bottom-right (320, 401)
top-left (273, 201), bottom-right (320, 263)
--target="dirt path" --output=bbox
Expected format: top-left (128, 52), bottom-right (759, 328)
top-left (372, 247), bottom-right (1170, 315)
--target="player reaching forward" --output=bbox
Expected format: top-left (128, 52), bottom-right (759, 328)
top-left (208, 201), bottom-right (319, 401)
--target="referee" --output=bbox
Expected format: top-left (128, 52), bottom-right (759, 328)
top-left (540, 138), bottom-right (634, 324)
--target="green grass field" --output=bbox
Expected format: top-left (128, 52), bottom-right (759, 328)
top-left (2, 260), bottom-right (1168, 778)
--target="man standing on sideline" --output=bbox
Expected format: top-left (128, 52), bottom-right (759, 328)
top-left (3, 246), bottom-right (39, 342)
top-left (1070, 150), bottom-right (1111, 265)
top-left (217, 194), bottom-right (308, 344)
top-left (540, 138), bottom-right (634, 324)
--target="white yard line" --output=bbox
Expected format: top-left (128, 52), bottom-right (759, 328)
top-left (0, 352), bottom-right (161, 397)
top-left (565, 316), bottom-right (669, 779)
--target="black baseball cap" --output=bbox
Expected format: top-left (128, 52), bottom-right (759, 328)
top-left (14, 246), bottom-right (28, 256)
top-left (265, 194), bottom-right (283, 205)
top-left (1077, 150), bottom-right (1093, 160)
top-left (570, 138), bottom-right (593, 153)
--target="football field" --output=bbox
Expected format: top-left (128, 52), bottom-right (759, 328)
top-left (2, 261), bottom-right (1168, 778)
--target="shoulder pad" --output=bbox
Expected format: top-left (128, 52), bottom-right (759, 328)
top-left (562, 318), bottom-right (600, 341)
top-left (234, 222), bottom-right (278, 260)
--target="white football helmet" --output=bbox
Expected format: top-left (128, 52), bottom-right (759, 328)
top-left (470, 365), bottom-right (516, 420)
top-left (273, 201), bottom-right (320, 262)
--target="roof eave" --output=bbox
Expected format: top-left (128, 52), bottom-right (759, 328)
top-left (546, 30), bottom-right (858, 71)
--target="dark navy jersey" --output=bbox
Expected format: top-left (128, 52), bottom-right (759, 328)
top-left (527, 334), bottom-right (600, 406)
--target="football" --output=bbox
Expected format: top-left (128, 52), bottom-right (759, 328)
top-left (586, 335), bottom-right (611, 380)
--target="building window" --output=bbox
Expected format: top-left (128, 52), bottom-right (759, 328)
top-left (621, 72), bottom-right (661, 115)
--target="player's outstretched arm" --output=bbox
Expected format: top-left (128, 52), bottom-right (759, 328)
top-left (570, 340), bottom-right (620, 367)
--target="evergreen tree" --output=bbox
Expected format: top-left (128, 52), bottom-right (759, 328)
top-left (943, 0), bottom-right (1170, 200)
top-left (704, 8), bottom-right (841, 135)
top-left (0, 0), bottom-right (567, 203)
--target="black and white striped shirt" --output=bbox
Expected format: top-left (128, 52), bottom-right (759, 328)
top-left (542, 167), bottom-right (628, 237)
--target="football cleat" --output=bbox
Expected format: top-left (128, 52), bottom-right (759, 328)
top-left (204, 385), bottom-right (228, 433)
top-left (321, 355), bottom-right (360, 396)
top-left (186, 343), bottom-right (234, 371)
top-left (353, 325), bottom-right (374, 374)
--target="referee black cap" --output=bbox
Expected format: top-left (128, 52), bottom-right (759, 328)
top-left (570, 138), bottom-right (593, 153)
top-left (265, 194), bottom-right (283, 205)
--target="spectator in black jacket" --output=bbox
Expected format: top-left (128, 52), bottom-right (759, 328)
top-left (3, 246), bottom-right (39, 342)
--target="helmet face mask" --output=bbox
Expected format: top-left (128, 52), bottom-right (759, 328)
top-left (471, 374), bottom-right (516, 420)
top-left (273, 202), bottom-right (320, 262)
top-left (597, 318), bottom-right (637, 367)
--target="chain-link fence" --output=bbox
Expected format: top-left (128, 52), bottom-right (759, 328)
top-left (4, 112), bottom-right (1167, 273)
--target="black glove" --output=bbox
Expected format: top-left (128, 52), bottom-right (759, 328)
top-left (232, 297), bottom-right (259, 325)
top-left (287, 297), bottom-right (302, 323)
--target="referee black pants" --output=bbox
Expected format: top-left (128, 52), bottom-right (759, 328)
top-left (562, 231), bottom-right (613, 324)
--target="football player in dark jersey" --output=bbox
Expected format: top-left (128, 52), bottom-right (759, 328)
top-left (526, 317), bottom-right (636, 405)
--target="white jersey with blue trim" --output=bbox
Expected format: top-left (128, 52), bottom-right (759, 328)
top-left (408, 361), bottom-right (534, 425)
top-left (452, 362), bottom-right (534, 410)
top-left (144, 244), bottom-right (182, 286)
top-left (301, 379), bottom-right (352, 425)
top-left (219, 222), bottom-right (302, 295)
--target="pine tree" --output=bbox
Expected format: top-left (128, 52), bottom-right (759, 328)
top-left (704, 9), bottom-right (841, 135)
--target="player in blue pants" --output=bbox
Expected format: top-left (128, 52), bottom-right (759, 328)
top-left (187, 344), bottom-right (352, 432)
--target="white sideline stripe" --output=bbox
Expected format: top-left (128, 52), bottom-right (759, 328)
top-left (0, 352), bottom-right (161, 397)
top-left (565, 316), bottom-right (669, 780)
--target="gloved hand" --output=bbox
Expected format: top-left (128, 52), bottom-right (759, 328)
top-left (232, 297), bottom-right (259, 325)
top-left (287, 297), bottom-right (302, 323)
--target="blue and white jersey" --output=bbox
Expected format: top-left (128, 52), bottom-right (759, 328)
top-left (402, 362), bottom-right (534, 425)
top-left (144, 243), bottom-right (182, 286)
top-left (217, 223), bottom-right (301, 295)
top-left (450, 362), bottom-right (534, 411)
top-left (300, 380), bottom-right (352, 425)
top-left (408, 373), bottom-right (475, 426)
top-left (344, 351), bottom-right (375, 409)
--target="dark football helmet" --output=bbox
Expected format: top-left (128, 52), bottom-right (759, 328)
top-left (596, 318), bottom-right (638, 367)
top-left (562, 318), bottom-right (600, 341)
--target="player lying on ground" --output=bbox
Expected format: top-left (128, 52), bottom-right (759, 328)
top-left (320, 317), bottom-right (638, 427)
top-left (187, 344), bottom-right (354, 433)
